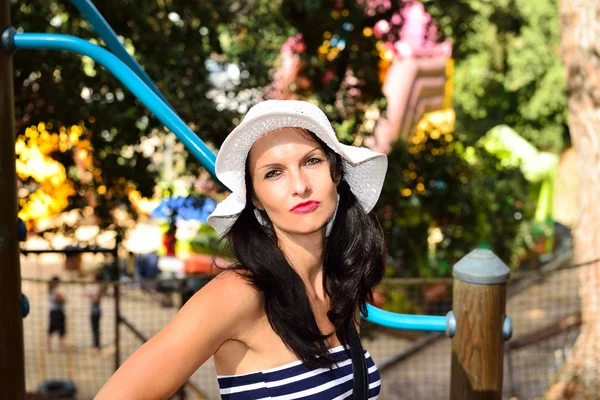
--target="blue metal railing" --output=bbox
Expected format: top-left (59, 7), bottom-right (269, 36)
top-left (12, 33), bottom-right (217, 179)
top-left (363, 306), bottom-right (447, 332)
top-left (69, 0), bottom-right (173, 109)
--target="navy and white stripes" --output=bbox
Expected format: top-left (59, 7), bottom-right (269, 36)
top-left (218, 346), bottom-right (381, 399)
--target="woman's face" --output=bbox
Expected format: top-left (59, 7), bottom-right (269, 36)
top-left (248, 128), bottom-right (338, 237)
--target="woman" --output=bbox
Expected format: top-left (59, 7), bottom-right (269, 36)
top-left (96, 100), bottom-right (388, 399)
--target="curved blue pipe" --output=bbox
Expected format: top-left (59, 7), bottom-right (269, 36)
top-left (13, 33), bottom-right (217, 178)
top-left (363, 304), bottom-right (447, 332)
top-left (69, 0), bottom-right (172, 109)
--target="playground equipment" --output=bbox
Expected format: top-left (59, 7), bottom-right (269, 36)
top-left (0, 1), bottom-right (512, 398)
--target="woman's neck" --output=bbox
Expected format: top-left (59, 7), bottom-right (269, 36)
top-left (276, 229), bottom-right (326, 299)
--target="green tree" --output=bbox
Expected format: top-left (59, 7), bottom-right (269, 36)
top-left (424, 0), bottom-right (568, 151)
top-left (11, 0), bottom-right (288, 228)
top-left (12, 0), bottom-right (565, 277)
top-left (274, 1), bottom-right (544, 275)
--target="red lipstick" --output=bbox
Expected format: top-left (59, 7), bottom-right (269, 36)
top-left (290, 201), bottom-right (320, 214)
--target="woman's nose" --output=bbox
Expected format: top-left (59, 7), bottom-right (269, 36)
top-left (290, 169), bottom-right (311, 196)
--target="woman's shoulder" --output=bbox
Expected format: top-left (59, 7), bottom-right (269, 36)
top-left (208, 269), bottom-right (258, 294)
top-left (190, 270), bottom-right (262, 319)
top-left (93, 271), bottom-right (259, 399)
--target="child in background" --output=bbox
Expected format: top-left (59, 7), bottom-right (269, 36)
top-left (88, 272), bottom-right (104, 353)
top-left (47, 276), bottom-right (67, 352)
top-left (163, 219), bottom-right (177, 257)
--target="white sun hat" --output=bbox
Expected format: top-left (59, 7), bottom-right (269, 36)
top-left (207, 100), bottom-right (388, 235)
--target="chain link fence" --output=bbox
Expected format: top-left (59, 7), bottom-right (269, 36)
top-left (22, 251), bottom-right (592, 399)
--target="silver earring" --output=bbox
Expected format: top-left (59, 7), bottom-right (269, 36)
top-left (325, 194), bottom-right (340, 237)
top-left (254, 209), bottom-right (269, 227)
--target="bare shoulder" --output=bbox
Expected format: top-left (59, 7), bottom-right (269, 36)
top-left (94, 270), bottom-right (262, 399)
top-left (204, 269), bottom-right (258, 295)
top-left (185, 270), bottom-right (262, 333)
top-left (195, 270), bottom-right (260, 307)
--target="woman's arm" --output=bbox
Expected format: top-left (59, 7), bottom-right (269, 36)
top-left (95, 271), bottom-right (260, 400)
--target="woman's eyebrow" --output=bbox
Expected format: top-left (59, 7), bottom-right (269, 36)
top-left (258, 162), bottom-right (284, 171)
top-left (257, 146), bottom-right (323, 171)
top-left (304, 146), bottom-right (324, 157)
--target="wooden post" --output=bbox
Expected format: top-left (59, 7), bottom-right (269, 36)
top-left (450, 249), bottom-right (510, 400)
top-left (0, 5), bottom-right (26, 399)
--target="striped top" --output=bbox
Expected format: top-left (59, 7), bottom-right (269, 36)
top-left (217, 346), bottom-right (381, 399)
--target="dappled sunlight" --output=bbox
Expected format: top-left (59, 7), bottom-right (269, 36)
top-left (123, 223), bottom-right (162, 254)
top-left (128, 190), bottom-right (161, 215)
top-left (74, 226), bottom-right (100, 243)
top-left (16, 123), bottom-right (93, 223)
top-left (526, 308), bottom-right (547, 321)
top-left (6, 0), bottom-right (594, 398)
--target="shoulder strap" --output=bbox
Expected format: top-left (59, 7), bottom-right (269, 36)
top-left (347, 322), bottom-right (369, 400)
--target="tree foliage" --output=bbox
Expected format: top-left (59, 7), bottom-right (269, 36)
top-left (424, 0), bottom-right (568, 151)
top-left (11, 0), bottom-right (276, 227)
top-left (274, 0), bottom-right (563, 275)
top-left (11, 0), bottom-right (566, 276)
top-left (378, 111), bottom-right (533, 276)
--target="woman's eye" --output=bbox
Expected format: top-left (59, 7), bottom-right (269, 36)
top-left (265, 170), bottom-right (281, 179)
top-left (306, 157), bottom-right (322, 166)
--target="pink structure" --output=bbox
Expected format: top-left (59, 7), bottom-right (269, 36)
top-left (267, 1), bottom-right (452, 154)
top-left (265, 34), bottom-right (305, 100)
top-left (366, 1), bottom-right (452, 153)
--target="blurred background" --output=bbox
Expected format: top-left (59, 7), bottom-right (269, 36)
top-left (9, 0), bottom-right (600, 399)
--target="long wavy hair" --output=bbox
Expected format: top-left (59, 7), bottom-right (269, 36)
top-left (225, 130), bottom-right (387, 367)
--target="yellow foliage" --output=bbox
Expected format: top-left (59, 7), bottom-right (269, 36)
top-left (443, 59), bottom-right (454, 109)
top-left (16, 122), bottom-right (94, 222)
top-left (128, 189), bottom-right (160, 214)
top-left (400, 108), bottom-right (457, 190)
top-left (412, 109), bottom-right (456, 144)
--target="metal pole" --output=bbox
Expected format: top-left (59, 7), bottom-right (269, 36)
top-left (450, 249), bottom-right (510, 400)
top-left (0, 1), bottom-right (26, 398)
top-left (12, 33), bottom-right (218, 179)
top-left (113, 235), bottom-right (121, 371)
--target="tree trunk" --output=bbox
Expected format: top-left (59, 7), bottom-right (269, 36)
top-left (547, 1), bottom-right (600, 398)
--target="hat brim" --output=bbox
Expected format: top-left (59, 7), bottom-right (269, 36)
top-left (207, 111), bottom-right (387, 236)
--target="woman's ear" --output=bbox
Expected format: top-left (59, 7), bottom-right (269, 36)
top-left (251, 196), bottom-right (264, 211)
top-left (333, 164), bottom-right (342, 186)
